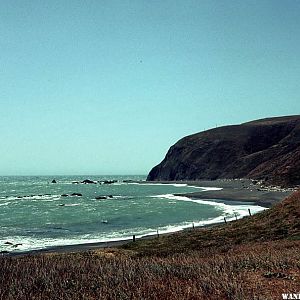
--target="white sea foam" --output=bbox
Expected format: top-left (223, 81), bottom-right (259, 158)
top-left (192, 186), bottom-right (223, 191)
top-left (127, 182), bottom-right (223, 191)
top-left (0, 223), bottom-right (184, 253)
top-left (151, 194), bottom-right (266, 219)
top-left (0, 234), bottom-right (135, 253)
top-left (127, 183), bottom-right (189, 187)
top-left (4, 194), bottom-right (62, 202)
top-left (131, 195), bottom-right (266, 238)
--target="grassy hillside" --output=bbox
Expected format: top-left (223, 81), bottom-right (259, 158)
top-left (1, 191), bottom-right (300, 300)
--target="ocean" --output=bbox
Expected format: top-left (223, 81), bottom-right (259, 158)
top-left (0, 175), bottom-right (266, 253)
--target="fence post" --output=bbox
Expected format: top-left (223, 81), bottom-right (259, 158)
top-left (133, 235), bottom-right (136, 242)
top-left (234, 213), bottom-right (238, 221)
top-left (248, 208), bottom-right (252, 216)
top-left (192, 222), bottom-right (195, 229)
top-left (157, 229), bottom-right (159, 238)
top-left (224, 217), bottom-right (227, 224)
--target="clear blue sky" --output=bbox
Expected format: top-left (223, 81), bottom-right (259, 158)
top-left (1, 0), bottom-right (300, 175)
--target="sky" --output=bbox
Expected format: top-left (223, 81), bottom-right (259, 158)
top-left (0, 0), bottom-right (300, 175)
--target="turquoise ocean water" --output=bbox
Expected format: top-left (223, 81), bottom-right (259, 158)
top-left (0, 176), bottom-right (265, 253)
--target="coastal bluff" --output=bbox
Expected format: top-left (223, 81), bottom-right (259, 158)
top-left (147, 115), bottom-right (300, 187)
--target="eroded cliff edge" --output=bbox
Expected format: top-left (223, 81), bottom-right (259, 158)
top-left (147, 115), bottom-right (300, 187)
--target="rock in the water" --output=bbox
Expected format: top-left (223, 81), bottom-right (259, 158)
top-left (147, 115), bottom-right (300, 187)
top-left (95, 196), bottom-right (108, 200)
top-left (71, 193), bottom-right (82, 197)
top-left (99, 180), bottom-right (117, 184)
top-left (95, 195), bottom-right (114, 200)
top-left (4, 241), bottom-right (13, 245)
top-left (61, 194), bottom-right (69, 197)
top-left (51, 179), bottom-right (57, 183)
top-left (104, 180), bottom-right (117, 184)
top-left (81, 179), bottom-right (96, 184)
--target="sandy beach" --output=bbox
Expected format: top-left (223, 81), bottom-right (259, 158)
top-left (167, 179), bottom-right (294, 208)
top-left (139, 178), bottom-right (294, 207)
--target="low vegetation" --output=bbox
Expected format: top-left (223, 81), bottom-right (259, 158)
top-left (1, 191), bottom-right (300, 299)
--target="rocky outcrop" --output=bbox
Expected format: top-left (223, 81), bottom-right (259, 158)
top-left (60, 193), bottom-right (83, 197)
top-left (95, 195), bottom-right (113, 200)
top-left (81, 179), bottom-right (97, 184)
top-left (147, 116), bottom-right (300, 187)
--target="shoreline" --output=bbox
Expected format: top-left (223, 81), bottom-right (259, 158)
top-left (5, 230), bottom-right (175, 257)
top-left (2, 179), bottom-right (293, 257)
top-left (143, 179), bottom-right (294, 208)
top-left (6, 220), bottom-right (229, 257)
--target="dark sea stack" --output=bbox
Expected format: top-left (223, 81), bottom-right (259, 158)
top-left (147, 115), bottom-right (300, 187)
top-left (51, 179), bottom-right (57, 183)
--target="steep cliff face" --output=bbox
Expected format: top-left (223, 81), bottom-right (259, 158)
top-left (147, 116), bottom-right (300, 187)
